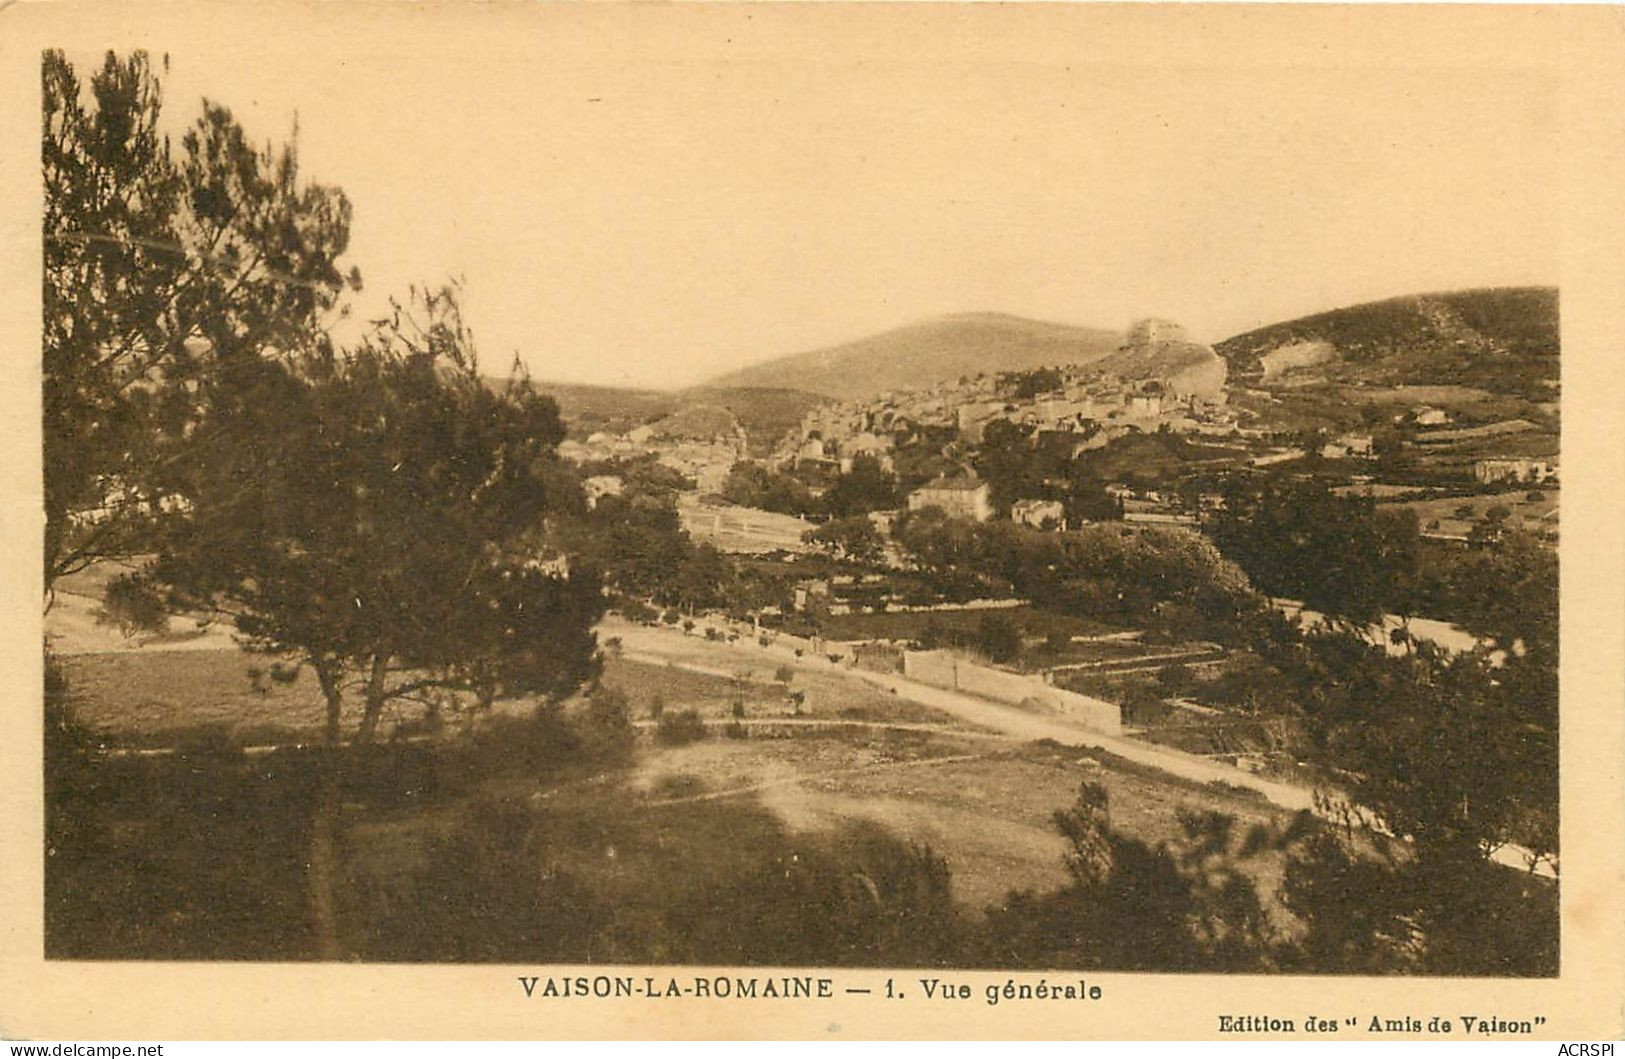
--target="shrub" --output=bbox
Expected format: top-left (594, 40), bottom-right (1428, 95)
top-left (579, 685), bottom-right (635, 760)
top-left (94, 573), bottom-right (170, 637)
top-left (977, 612), bottom-right (1023, 665)
top-left (724, 720), bottom-right (748, 740)
top-left (774, 664), bottom-right (796, 684)
top-left (655, 708), bottom-right (708, 746)
top-left (1156, 662), bottom-right (1195, 697)
top-left (620, 600), bottom-right (658, 624)
top-left (1122, 684), bottom-right (1170, 725)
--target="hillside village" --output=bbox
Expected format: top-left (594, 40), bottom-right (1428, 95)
top-left (41, 41), bottom-right (1568, 981)
top-left (556, 302), bottom-right (1559, 559)
top-left (530, 293), bottom-right (1560, 778)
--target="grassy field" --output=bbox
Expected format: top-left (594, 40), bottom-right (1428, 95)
top-left (1384, 487), bottom-right (1558, 527)
top-left (611, 731), bottom-right (1296, 912)
top-left (49, 636), bottom-right (1306, 960)
top-left (59, 648), bottom-right (341, 748)
top-left (600, 654), bottom-right (959, 727)
top-left (54, 645), bottom-right (969, 747)
top-left (797, 605), bottom-right (1123, 644)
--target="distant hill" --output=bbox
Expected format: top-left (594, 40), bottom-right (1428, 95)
top-left (703, 312), bottom-right (1123, 401)
top-left (1215, 287), bottom-right (1558, 396)
top-left (647, 402), bottom-right (739, 441)
top-left (518, 380), bottom-right (830, 456)
top-left (523, 381), bottom-right (676, 436)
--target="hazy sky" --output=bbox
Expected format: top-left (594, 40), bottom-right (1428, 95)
top-left (67, 5), bottom-right (1560, 389)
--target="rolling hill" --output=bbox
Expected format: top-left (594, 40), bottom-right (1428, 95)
top-left (521, 380), bottom-right (831, 455)
top-left (702, 312), bottom-right (1123, 400)
top-left (1215, 287), bottom-right (1559, 397)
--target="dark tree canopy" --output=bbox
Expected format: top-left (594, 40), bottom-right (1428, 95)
top-left (820, 454), bottom-right (903, 519)
top-left (1206, 476), bottom-right (1420, 627)
top-left (43, 49), bottom-right (357, 590)
top-left (145, 284), bottom-right (603, 744)
top-left (804, 516), bottom-right (885, 564)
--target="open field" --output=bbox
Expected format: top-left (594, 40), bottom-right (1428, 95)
top-left (53, 644), bottom-right (974, 748)
top-left (677, 498), bottom-right (816, 555)
top-left (56, 649), bottom-right (337, 748)
top-left (49, 633), bottom-right (1304, 959)
top-left (602, 654), bottom-right (963, 728)
top-left (795, 605), bottom-right (1123, 644)
top-left (1382, 487), bottom-right (1558, 529)
top-left (579, 730), bottom-right (1296, 913)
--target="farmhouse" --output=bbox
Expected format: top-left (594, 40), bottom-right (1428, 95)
top-left (908, 475), bottom-right (993, 522)
top-left (1011, 498), bottom-right (1066, 530)
top-left (1474, 458), bottom-right (1558, 485)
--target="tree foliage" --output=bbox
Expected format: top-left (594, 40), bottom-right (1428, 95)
top-left (721, 460), bottom-right (817, 516)
top-left (804, 516), bottom-right (884, 564)
top-left (894, 508), bottom-right (1261, 643)
top-left (143, 284), bottom-right (604, 745)
top-left (982, 783), bottom-right (1289, 971)
top-left (820, 454), bottom-right (902, 519)
top-left (1207, 476), bottom-right (1420, 626)
top-left (43, 50), bottom-right (356, 589)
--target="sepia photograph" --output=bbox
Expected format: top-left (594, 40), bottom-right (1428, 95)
top-left (6, 0), bottom-right (1625, 1043)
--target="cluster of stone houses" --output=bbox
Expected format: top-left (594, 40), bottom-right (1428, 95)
top-left (558, 421), bottom-right (747, 493)
top-left (780, 359), bottom-right (1245, 476)
top-left (1473, 457), bottom-right (1559, 485)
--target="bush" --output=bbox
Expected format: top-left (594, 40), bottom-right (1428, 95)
top-left (977, 612), bottom-right (1023, 665)
top-left (1122, 684), bottom-right (1170, 725)
top-left (579, 685), bottom-right (635, 760)
top-left (774, 664), bottom-right (796, 684)
top-left (655, 708), bottom-right (708, 746)
top-left (724, 720), bottom-right (748, 740)
top-left (94, 573), bottom-right (170, 637)
top-left (1156, 662), bottom-right (1196, 697)
top-left (620, 600), bottom-right (658, 624)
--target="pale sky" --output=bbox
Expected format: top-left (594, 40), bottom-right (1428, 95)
top-left (59, 5), bottom-right (1560, 389)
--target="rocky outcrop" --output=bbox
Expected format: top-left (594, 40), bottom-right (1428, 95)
top-left (1095, 318), bottom-right (1227, 398)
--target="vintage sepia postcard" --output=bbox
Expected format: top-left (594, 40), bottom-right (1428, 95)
top-left (2, 0), bottom-right (1623, 1042)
